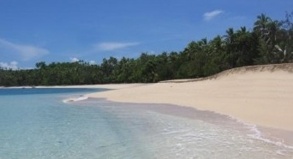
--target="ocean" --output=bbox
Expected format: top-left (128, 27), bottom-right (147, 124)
top-left (0, 88), bottom-right (292, 159)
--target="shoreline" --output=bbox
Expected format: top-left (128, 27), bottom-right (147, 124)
top-left (86, 64), bottom-right (293, 132)
top-left (76, 97), bottom-right (293, 148)
top-left (2, 64), bottom-right (293, 139)
top-left (86, 79), bottom-right (293, 132)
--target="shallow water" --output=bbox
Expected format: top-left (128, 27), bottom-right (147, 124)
top-left (0, 88), bottom-right (292, 159)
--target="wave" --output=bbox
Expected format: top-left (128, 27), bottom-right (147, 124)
top-left (231, 117), bottom-right (293, 151)
top-left (247, 124), bottom-right (293, 150)
top-left (62, 95), bottom-right (89, 103)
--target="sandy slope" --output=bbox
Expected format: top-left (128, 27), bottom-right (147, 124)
top-left (87, 64), bottom-right (293, 131)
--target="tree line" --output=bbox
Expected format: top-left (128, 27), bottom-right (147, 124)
top-left (1, 12), bottom-right (293, 86)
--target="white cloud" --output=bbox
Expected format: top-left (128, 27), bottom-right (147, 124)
top-left (203, 10), bottom-right (224, 21)
top-left (70, 57), bottom-right (79, 62)
top-left (94, 42), bottom-right (140, 51)
top-left (0, 61), bottom-right (18, 70)
top-left (0, 38), bottom-right (49, 61)
top-left (89, 60), bottom-right (96, 65)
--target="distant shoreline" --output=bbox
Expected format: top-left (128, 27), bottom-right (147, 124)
top-left (0, 84), bottom-right (145, 90)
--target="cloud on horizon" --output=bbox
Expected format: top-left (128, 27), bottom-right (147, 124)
top-left (0, 61), bottom-right (19, 70)
top-left (89, 60), bottom-right (96, 65)
top-left (203, 10), bottom-right (224, 21)
top-left (93, 42), bottom-right (140, 51)
top-left (70, 57), bottom-right (80, 62)
top-left (0, 38), bottom-right (49, 61)
top-left (69, 57), bottom-right (96, 65)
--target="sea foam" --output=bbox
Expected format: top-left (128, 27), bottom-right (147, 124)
top-left (62, 96), bottom-right (89, 103)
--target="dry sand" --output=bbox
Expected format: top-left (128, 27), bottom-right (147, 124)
top-left (87, 63), bottom-right (293, 131)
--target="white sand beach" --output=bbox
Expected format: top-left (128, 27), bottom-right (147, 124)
top-left (87, 63), bottom-right (293, 131)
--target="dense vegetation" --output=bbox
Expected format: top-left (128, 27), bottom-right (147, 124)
top-left (1, 13), bottom-right (293, 86)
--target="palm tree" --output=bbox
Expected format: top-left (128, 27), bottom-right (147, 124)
top-left (253, 14), bottom-right (272, 35)
top-left (224, 28), bottom-right (235, 44)
top-left (210, 35), bottom-right (224, 53)
top-left (223, 28), bottom-right (238, 68)
top-left (253, 14), bottom-right (284, 63)
top-left (235, 27), bottom-right (256, 66)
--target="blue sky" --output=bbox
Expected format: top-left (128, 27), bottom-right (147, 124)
top-left (0, 0), bottom-right (293, 69)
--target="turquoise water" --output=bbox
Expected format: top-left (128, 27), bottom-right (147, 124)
top-left (0, 88), bottom-right (293, 159)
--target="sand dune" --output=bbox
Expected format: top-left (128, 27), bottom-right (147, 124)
top-left (87, 63), bottom-right (293, 131)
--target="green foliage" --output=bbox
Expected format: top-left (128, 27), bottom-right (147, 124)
top-left (0, 12), bottom-right (293, 86)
